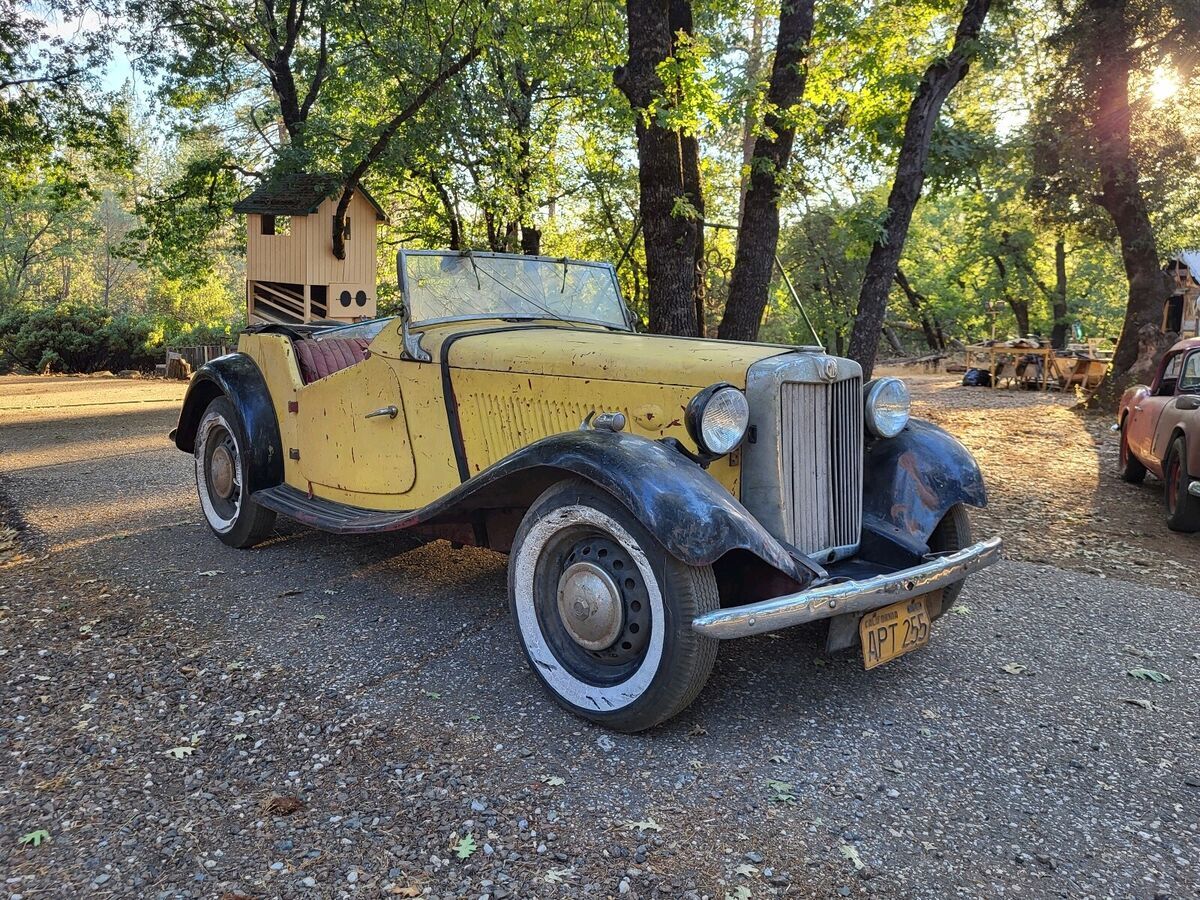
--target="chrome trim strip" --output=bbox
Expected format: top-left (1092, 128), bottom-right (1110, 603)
top-left (690, 536), bottom-right (1003, 639)
top-left (1189, 481), bottom-right (1200, 498)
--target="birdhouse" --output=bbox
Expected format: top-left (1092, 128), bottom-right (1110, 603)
top-left (1164, 253), bottom-right (1200, 338)
top-left (233, 173), bottom-right (388, 325)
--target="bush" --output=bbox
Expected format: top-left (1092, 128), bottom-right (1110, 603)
top-left (0, 303), bottom-right (164, 373)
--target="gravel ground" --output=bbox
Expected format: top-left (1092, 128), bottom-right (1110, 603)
top-left (0, 374), bottom-right (1197, 900)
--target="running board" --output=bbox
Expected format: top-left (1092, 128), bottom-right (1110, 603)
top-left (253, 485), bottom-right (418, 534)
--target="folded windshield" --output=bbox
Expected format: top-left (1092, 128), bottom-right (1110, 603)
top-left (402, 251), bottom-right (630, 330)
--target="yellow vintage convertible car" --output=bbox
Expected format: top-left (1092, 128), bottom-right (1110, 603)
top-left (173, 251), bottom-right (1001, 731)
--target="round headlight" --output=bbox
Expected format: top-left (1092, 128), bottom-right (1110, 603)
top-left (864, 377), bottom-right (910, 439)
top-left (686, 384), bottom-right (750, 456)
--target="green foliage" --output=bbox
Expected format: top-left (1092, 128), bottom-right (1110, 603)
top-left (452, 834), bottom-right (477, 859)
top-left (2, 0), bottom-right (1197, 356)
top-left (18, 829), bottom-right (50, 849)
top-left (0, 303), bottom-right (163, 373)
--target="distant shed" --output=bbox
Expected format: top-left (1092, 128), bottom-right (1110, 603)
top-left (1164, 251), bottom-right (1200, 338)
top-left (233, 173), bottom-right (388, 325)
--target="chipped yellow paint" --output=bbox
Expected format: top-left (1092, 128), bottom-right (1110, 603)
top-left (631, 403), bottom-right (665, 429)
top-left (450, 371), bottom-right (740, 495)
top-left (295, 355), bottom-right (416, 495)
top-left (238, 317), bottom-right (781, 511)
top-left (440, 327), bottom-right (786, 388)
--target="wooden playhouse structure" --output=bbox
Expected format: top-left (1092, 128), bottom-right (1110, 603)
top-left (233, 173), bottom-right (388, 325)
top-left (1164, 252), bottom-right (1200, 338)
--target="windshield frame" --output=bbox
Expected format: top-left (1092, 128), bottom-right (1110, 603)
top-left (397, 249), bottom-right (635, 332)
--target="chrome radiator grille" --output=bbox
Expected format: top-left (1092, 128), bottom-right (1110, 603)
top-left (780, 377), bottom-right (863, 556)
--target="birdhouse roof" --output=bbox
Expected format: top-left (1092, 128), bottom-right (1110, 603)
top-left (1169, 251), bottom-right (1200, 284)
top-left (233, 173), bottom-right (389, 222)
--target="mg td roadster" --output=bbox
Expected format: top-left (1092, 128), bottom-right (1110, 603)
top-left (173, 250), bottom-right (1001, 731)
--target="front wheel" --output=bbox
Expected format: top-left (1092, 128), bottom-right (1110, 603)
top-left (1164, 437), bottom-right (1200, 533)
top-left (927, 503), bottom-right (973, 619)
top-left (195, 396), bottom-right (277, 548)
top-left (508, 479), bottom-right (719, 732)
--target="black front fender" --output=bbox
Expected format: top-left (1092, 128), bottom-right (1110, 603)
top-left (173, 353), bottom-right (283, 490)
top-left (861, 418), bottom-right (987, 558)
top-left (441, 430), bottom-right (819, 585)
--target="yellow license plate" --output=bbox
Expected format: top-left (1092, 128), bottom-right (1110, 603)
top-left (859, 597), bottom-right (931, 670)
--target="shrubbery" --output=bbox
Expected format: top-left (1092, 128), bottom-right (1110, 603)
top-left (0, 303), bottom-right (241, 374)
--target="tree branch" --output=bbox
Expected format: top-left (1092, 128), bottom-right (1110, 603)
top-left (331, 45), bottom-right (483, 258)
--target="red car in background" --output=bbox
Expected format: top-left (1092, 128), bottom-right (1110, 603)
top-left (1117, 337), bottom-right (1200, 532)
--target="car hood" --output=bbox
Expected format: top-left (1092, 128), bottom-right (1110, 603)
top-left (439, 324), bottom-right (791, 388)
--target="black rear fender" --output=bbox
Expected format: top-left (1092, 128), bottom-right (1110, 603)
top-left (173, 353), bottom-right (284, 490)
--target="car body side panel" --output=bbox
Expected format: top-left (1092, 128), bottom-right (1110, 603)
top-left (295, 356), bottom-right (416, 495)
top-left (448, 367), bottom-right (743, 496)
top-left (236, 325), bottom-right (465, 510)
top-left (1134, 396), bottom-right (1171, 470)
top-left (860, 418), bottom-right (987, 558)
top-left (1155, 398), bottom-right (1199, 476)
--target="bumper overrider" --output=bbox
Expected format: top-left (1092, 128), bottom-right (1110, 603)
top-left (691, 536), bottom-right (1003, 639)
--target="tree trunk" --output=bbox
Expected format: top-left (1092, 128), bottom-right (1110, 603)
top-left (882, 323), bottom-right (905, 356)
top-left (1050, 236), bottom-right (1069, 348)
top-left (717, 0), bottom-right (816, 342)
top-left (671, 0), bottom-right (706, 336)
top-left (425, 169), bottom-right (462, 250)
top-left (894, 267), bottom-right (942, 350)
top-left (846, 0), bottom-right (992, 379)
top-left (521, 225), bottom-right (542, 255)
top-left (1084, 0), bottom-right (1172, 387)
top-left (615, 0), bottom-right (700, 336)
top-left (990, 252), bottom-right (1031, 338)
top-left (681, 130), bottom-right (706, 335)
top-left (737, 7), bottom-right (767, 224)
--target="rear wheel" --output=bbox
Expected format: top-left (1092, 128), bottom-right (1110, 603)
top-left (508, 479), bottom-right (718, 732)
top-left (1118, 422), bottom-right (1147, 484)
top-left (927, 503), bottom-right (973, 619)
top-left (1164, 436), bottom-right (1200, 533)
top-left (195, 396), bottom-right (276, 548)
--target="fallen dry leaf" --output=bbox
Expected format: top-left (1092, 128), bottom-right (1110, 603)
top-left (264, 795), bottom-right (304, 816)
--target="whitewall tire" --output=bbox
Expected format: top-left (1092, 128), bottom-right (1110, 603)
top-left (508, 479), bottom-right (719, 732)
top-left (194, 396), bottom-right (276, 549)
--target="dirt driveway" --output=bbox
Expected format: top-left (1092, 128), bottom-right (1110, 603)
top-left (0, 374), bottom-right (1196, 899)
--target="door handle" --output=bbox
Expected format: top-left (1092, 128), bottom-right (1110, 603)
top-left (1133, 405), bottom-right (1142, 412)
top-left (365, 405), bottom-right (398, 420)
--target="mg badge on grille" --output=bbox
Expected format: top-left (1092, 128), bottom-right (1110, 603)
top-left (821, 358), bottom-right (839, 382)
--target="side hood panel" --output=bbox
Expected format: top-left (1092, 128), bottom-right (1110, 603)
top-left (443, 327), bottom-right (789, 388)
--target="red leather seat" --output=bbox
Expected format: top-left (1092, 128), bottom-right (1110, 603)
top-left (294, 337), bottom-right (370, 384)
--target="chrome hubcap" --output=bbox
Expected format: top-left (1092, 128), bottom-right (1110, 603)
top-left (557, 561), bottom-right (623, 650)
top-left (210, 445), bottom-right (235, 499)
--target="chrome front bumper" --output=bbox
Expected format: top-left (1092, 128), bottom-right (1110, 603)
top-left (690, 536), bottom-right (1004, 639)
